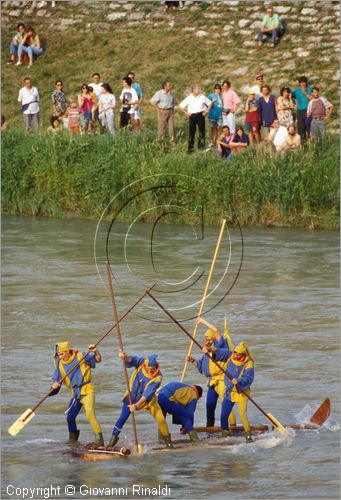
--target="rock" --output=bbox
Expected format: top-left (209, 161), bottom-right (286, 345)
top-left (222, 24), bottom-right (233, 31)
top-left (183, 27), bottom-right (196, 31)
top-left (239, 29), bottom-right (250, 36)
top-left (109, 2), bottom-right (121, 8)
top-left (231, 66), bottom-right (249, 76)
top-left (250, 20), bottom-right (262, 29)
top-left (128, 12), bottom-right (144, 20)
top-left (288, 22), bottom-right (301, 29)
top-left (241, 85), bottom-right (251, 95)
top-left (321, 15), bottom-right (336, 21)
top-left (300, 8), bottom-right (318, 15)
top-left (297, 50), bottom-right (310, 58)
top-left (228, 1), bottom-right (239, 5)
top-left (274, 6), bottom-right (291, 14)
top-left (243, 40), bottom-right (256, 47)
top-left (169, 20), bottom-right (175, 27)
top-left (219, 55), bottom-right (230, 61)
top-left (238, 19), bottom-right (250, 28)
top-left (59, 18), bottom-right (77, 26)
top-left (122, 2), bottom-right (134, 9)
top-left (282, 61), bottom-right (296, 70)
top-left (8, 9), bottom-right (20, 16)
top-left (107, 12), bottom-right (126, 20)
top-left (205, 13), bottom-right (221, 18)
top-left (195, 30), bottom-right (208, 38)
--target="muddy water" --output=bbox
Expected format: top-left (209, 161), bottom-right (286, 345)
top-left (1, 216), bottom-right (339, 500)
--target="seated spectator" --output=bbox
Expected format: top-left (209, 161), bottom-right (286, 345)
top-left (65, 98), bottom-right (82, 134)
top-left (277, 87), bottom-right (295, 128)
top-left (165, 1), bottom-right (180, 10)
top-left (278, 125), bottom-right (301, 153)
top-left (266, 119), bottom-right (288, 152)
top-left (208, 83), bottom-right (223, 147)
top-left (78, 84), bottom-right (94, 133)
top-left (47, 115), bottom-right (63, 133)
top-left (249, 74), bottom-right (264, 101)
top-left (307, 87), bottom-right (333, 142)
top-left (98, 83), bottom-right (116, 137)
top-left (7, 22), bottom-right (25, 64)
top-left (1, 115), bottom-right (10, 131)
top-left (244, 91), bottom-right (261, 144)
top-left (51, 80), bottom-right (67, 118)
top-left (259, 85), bottom-right (277, 131)
top-left (16, 26), bottom-right (43, 68)
top-left (216, 125), bottom-right (233, 160)
top-left (257, 5), bottom-right (284, 47)
top-left (120, 76), bottom-right (139, 129)
top-left (291, 76), bottom-right (313, 143)
top-left (230, 126), bottom-right (249, 154)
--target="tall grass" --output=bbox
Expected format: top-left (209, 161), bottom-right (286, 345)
top-left (2, 128), bottom-right (339, 229)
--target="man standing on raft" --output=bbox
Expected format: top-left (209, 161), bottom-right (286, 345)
top-left (204, 339), bottom-right (254, 443)
top-left (51, 342), bottom-right (104, 445)
top-left (108, 352), bottom-right (173, 448)
top-left (186, 317), bottom-right (237, 429)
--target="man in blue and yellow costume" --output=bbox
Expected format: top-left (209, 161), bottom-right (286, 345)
top-left (108, 351), bottom-right (172, 448)
top-left (204, 340), bottom-right (254, 443)
top-left (51, 341), bottom-right (104, 445)
top-left (186, 317), bottom-right (236, 429)
top-left (158, 382), bottom-right (203, 443)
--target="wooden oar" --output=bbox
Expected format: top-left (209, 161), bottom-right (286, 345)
top-left (181, 219), bottom-right (226, 382)
top-left (146, 291), bottom-right (290, 437)
top-left (309, 397), bottom-right (330, 426)
top-left (105, 263), bottom-right (142, 455)
top-left (8, 285), bottom-right (155, 437)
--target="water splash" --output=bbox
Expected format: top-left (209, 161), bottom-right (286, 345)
top-left (323, 417), bottom-right (340, 432)
top-left (295, 403), bottom-right (340, 432)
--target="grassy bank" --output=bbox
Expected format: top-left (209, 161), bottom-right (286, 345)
top-left (2, 129), bottom-right (339, 229)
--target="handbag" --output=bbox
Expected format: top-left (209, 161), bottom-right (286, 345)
top-left (21, 100), bottom-right (37, 112)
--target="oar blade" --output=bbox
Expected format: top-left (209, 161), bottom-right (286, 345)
top-left (309, 398), bottom-right (331, 426)
top-left (136, 444), bottom-right (143, 455)
top-left (267, 413), bottom-right (290, 437)
top-left (8, 409), bottom-right (35, 436)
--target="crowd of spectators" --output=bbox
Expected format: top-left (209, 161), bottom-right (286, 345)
top-left (7, 3), bottom-right (335, 160)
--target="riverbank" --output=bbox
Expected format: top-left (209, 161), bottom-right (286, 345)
top-left (2, 129), bottom-right (339, 229)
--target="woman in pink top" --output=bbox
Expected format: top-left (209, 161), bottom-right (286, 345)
top-left (78, 84), bottom-right (93, 133)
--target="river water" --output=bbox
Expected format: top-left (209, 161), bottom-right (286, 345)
top-left (1, 215), bottom-right (339, 500)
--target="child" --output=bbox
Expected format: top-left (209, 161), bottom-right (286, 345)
top-left (47, 115), bottom-right (63, 133)
top-left (65, 98), bottom-right (82, 134)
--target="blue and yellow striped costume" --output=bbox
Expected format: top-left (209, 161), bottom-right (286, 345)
top-left (158, 382), bottom-right (199, 432)
top-left (52, 350), bottom-right (102, 434)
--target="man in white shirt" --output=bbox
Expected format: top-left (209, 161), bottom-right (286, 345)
top-left (17, 77), bottom-right (40, 132)
top-left (249, 74), bottom-right (264, 100)
top-left (89, 72), bottom-right (103, 133)
top-left (179, 84), bottom-right (212, 153)
top-left (267, 119), bottom-right (288, 152)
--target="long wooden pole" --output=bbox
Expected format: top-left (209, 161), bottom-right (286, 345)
top-left (181, 219), bottom-right (226, 382)
top-left (8, 285), bottom-right (154, 437)
top-left (105, 263), bottom-right (141, 454)
top-left (147, 291), bottom-right (289, 435)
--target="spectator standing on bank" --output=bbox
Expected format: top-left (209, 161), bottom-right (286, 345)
top-left (18, 77), bottom-right (40, 133)
top-left (278, 125), bottom-right (301, 153)
top-left (258, 85), bottom-right (277, 131)
top-left (179, 84), bottom-right (212, 153)
top-left (98, 83), bottom-right (116, 137)
top-left (207, 83), bottom-right (223, 147)
top-left (51, 80), bottom-right (67, 118)
top-left (78, 84), bottom-right (93, 133)
top-left (16, 26), bottom-right (43, 68)
top-left (276, 87), bottom-right (295, 128)
top-left (128, 71), bottom-right (144, 131)
top-left (244, 91), bottom-right (261, 144)
top-left (88, 73), bottom-right (104, 133)
top-left (65, 98), bottom-right (82, 134)
top-left (150, 80), bottom-right (175, 145)
top-left (249, 74), bottom-right (264, 101)
top-left (120, 76), bottom-right (139, 129)
top-left (221, 80), bottom-right (241, 135)
top-left (307, 87), bottom-right (333, 141)
top-left (291, 76), bottom-right (313, 142)
top-left (8, 22), bottom-right (25, 64)
top-left (257, 5), bottom-right (284, 47)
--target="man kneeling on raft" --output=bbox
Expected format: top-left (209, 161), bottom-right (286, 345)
top-left (108, 351), bottom-right (173, 448)
top-left (203, 339), bottom-right (254, 443)
top-left (157, 382), bottom-right (203, 443)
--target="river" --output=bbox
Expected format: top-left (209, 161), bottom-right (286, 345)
top-left (1, 215), bottom-right (339, 500)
